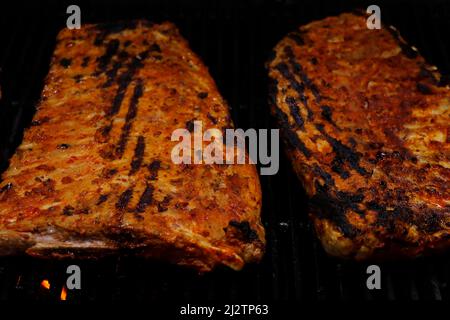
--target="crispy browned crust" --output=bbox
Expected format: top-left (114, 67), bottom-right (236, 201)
top-left (268, 13), bottom-right (449, 260)
top-left (0, 21), bottom-right (264, 272)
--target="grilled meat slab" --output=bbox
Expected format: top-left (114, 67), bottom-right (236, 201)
top-left (0, 21), bottom-right (264, 272)
top-left (268, 13), bottom-right (449, 260)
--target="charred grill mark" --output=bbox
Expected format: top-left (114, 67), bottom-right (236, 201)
top-left (320, 105), bottom-right (337, 127)
top-left (96, 39), bottom-right (120, 74)
top-left (331, 159), bottom-right (351, 179)
top-left (96, 194), bottom-right (109, 205)
top-left (285, 46), bottom-right (322, 103)
top-left (102, 49), bottom-right (132, 88)
top-left (107, 71), bottom-right (134, 117)
top-left (149, 43), bottom-right (161, 53)
top-left (82, 56), bottom-right (90, 67)
top-left (310, 182), bottom-right (359, 238)
top-left (106, 50), bottom-right (149, 117)
top-left (287, 30), bottom-right (305, 45)
top-left (314, 180), bottom-right (447, 239)
top-left (148, 160), bottom-right (161, 171)
top-left (59, 58), bottom-right (71, 68)
top-left (101, 168), bottom-right (118, 178)
top-left (186, 119), bottom-right (195, 132)
top-left (269, 79), bottom-right (311, 158)
top-left (336, 191), bottom-right (365, 213)
top-left (312, 164), bottom-right (335, 186)
top-left (309, 84), bottom-right (321, 103)
top-left (148, 160), bottom-right (161, 180)
top-left (275, 62), bottom-right (305, 95)
top-left (366, 201), bottom-right (445, 234)
top-left (275, 60), bottom-right (313, 119)
top-left (130, 136), bottom-right (145, 175)
top-left (103, 61), bottom-right (122, 88)
top-left (419, 211), bottom-right (445, 233)
top-left (107, 74), bottom-right (132, 117)
top-left (157, 195), bottom-right (172, 212)
top-left (94, 36), bottom-right (104, 47)
top-left (95, 124), bottom-right (112, 143)
top-left (275, 62), bottom-right (305, 94)
top-left (277, 62), bottom-right (309, 114)
top-left (135, 184), bottom-right (154, 213)
top-left (316, 124), bottom-right (369, 176)
top-left (197, 92), bottom-right (208, 99)
top-left (207, 113), bottom-right (218, 124)
top-left (274, 107), bottom-right (311, 158)
top-left (285, 96), bottom-right (304, 128)
top-left (116, 188), bottom-right (133, 210)
top-left (118, 51), bottom-right (129, 59)
top-left (115, 79), bottom-right (144, 158)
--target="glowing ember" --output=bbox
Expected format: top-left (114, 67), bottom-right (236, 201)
top-left (40, 279), bottom-right (51, 290)
top-left (60, 286), bottom-right (67, 301)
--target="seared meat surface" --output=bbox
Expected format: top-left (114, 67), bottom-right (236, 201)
top-left (268, 13), bottom-right (449, 259)
top-left (0, 21), bottom-right (264, 272)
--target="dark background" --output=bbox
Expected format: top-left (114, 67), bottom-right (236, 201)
top-left (0, 0), bottom-right (449, 302)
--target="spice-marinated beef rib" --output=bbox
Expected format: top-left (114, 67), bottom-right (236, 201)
top-left (0, 21), bottom-right (264, 272)
top-left (268, 13), bottom-right (449, 259)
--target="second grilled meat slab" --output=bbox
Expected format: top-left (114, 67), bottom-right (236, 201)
top-left (0, 21), bottom-right (264, 272)
top-left (268, 13), bottom-right (449, 260)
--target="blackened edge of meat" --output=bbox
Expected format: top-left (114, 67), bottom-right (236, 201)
top-left (226, 220), bottom-right (259, 243)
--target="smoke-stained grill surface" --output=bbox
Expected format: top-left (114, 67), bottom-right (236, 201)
top-left (0, 20), bottom-right (264, 272)
top-left (268, 13), bottom-right (449, 260)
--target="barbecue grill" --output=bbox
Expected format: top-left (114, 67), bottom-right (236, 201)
top-left (0, 0), bottom-right (449, 305)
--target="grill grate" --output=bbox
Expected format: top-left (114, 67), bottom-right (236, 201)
top-left (0, 0), bottom-right (449, 302)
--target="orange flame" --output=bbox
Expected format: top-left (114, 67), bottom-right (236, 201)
top-left (60, 286), bottom-right (67, 301)
top-left (40, 279), bottom-right (51, 290)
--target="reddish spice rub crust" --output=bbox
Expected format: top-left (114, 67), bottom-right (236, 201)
top-left (0, 21), bottom-right (264, 272)
top-left (268, 13), bottom-right (449, 260)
